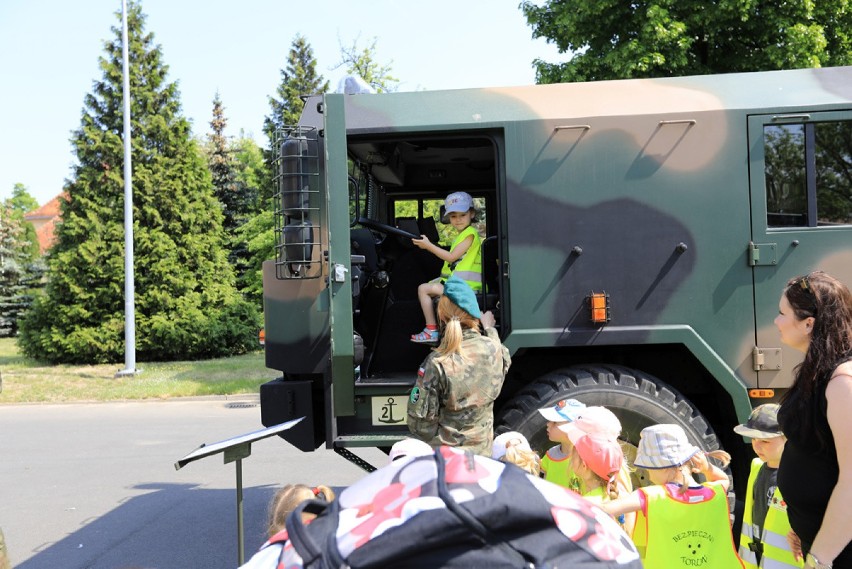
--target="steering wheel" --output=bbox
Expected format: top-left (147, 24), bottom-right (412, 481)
top-left (357, 217), bottom-right (421, 240)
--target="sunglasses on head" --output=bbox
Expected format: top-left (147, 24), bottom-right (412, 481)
top-left (795, 274), bottom-right (813, 294)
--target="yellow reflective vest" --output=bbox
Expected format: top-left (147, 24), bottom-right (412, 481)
top-left (440, 225), bottom-right (482, 291)
top-left (632, 482), bottom-right (744, 569)
top-left (540, 445), bottom-right (580, 492)
top-left (739, 458), bottom-right (803, 569)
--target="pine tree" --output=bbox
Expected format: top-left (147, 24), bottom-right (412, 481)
top-left (208, 92), bottom-right (256, 233)
top-left (0, 204), bottom-right (42, 337)
top-left (205, 93), bottom-right (258, 303)
top-left (235, 35), bottom-right (328, 306)
top-left (17, 1), bottom-right (258, 364)
top-left (263, 35), bottom-right (329, 146)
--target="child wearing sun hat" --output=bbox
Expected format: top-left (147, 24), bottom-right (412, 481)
top-left (733, 404), bottom-right (801, 569)
top-left (601, 423), bottom-right (744, 568)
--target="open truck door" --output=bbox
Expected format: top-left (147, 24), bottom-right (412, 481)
top-left (259, 93), bottom-right (354, 451)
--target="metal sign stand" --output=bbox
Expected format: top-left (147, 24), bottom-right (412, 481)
top-left (174, 417), bottom-right (304, 566)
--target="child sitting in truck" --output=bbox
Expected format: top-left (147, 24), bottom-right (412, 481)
top-left (410, 191), bottom-right (482, 343)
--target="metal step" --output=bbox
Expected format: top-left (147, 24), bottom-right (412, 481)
top-left (334, 433), bottom-right (409, 447)
top-left (333, 433), bottom-right (411, 473)
top-left (355, 372), bottom-right (416, 387)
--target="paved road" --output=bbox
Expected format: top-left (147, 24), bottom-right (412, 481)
top-left (0, 397), bottom-right (386, 569)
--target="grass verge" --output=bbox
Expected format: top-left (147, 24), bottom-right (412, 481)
top-left (0, 337), bottom-right (272, 404)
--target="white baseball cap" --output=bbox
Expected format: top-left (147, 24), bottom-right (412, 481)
top-left (388, 438), bottom-right (433, 463)
top-left (491, 431), bottom-right (532, 460)
top-left (537, 398), bottom-right (586, 423)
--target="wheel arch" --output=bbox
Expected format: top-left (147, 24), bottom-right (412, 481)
top-left (496, 342), bottom-right (751, 471)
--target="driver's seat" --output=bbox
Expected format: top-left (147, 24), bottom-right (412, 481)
top-left (350, 228), bottom-right (379, 272)
top-left (395, 217), bottom-right (421, 242)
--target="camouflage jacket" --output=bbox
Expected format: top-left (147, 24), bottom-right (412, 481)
top-left (407, 327), bottom-right (511, 456)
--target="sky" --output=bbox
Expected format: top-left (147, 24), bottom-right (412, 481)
top-left (0, 0), bottom-right (566, 209)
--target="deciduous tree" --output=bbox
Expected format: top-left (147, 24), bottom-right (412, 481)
top-left (335, 36), bottom-right (399, 93)
top-left (522, 0), bottom-right (852, 83)
top-left (4, 183), bottom-right (40, 260)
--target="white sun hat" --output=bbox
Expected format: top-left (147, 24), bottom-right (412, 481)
top-left (633, 424), bottom-right (701, 469)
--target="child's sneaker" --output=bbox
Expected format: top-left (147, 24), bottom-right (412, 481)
top-left (411, 328), bottom-right (439, 344)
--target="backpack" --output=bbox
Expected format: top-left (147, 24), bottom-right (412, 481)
top-left (259, 446), bottom-right (641, 568)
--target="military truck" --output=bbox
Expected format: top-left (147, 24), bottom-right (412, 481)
top-left (259, 66), bottom-right (852, 492)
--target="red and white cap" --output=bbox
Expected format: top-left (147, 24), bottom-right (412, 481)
top-left (537, 398), bottom-right (586, 423)
top-left (570, 432), bottom-right (624, 481)
top-left (557, 406), bottom-right (622, 441)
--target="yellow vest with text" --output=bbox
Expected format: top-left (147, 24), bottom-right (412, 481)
top-left (440, 225), bottom-right (482, 291)
top-left (632, 483), bottom-right (744, 569)
top-left (739, 458), bottom-right (803, 569)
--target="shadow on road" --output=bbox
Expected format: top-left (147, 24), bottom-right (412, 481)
top-left (17, 482), bottom-right (278, 569)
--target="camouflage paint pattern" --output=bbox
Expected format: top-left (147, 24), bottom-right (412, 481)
top-left (263, 66), bottom-right (852, 451)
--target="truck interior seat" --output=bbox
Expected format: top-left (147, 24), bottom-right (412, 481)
top-left (417, 216), bottom-right (440, 244)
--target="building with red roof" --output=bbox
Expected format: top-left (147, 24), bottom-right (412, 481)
top-left (24, 193), bottom-right (66, 255)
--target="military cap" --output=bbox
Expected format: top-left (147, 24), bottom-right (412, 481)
top-left (443, 273), bottom-right (481, 318)
top-left (733, 404), bottom-right (783, 439)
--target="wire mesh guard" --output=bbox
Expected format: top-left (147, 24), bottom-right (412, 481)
top-left (274, 126), bottom-right (322, 279)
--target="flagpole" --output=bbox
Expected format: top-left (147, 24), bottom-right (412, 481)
top-left (116, 0), bottom-right (137, 377)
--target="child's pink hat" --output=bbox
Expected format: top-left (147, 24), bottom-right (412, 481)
top-left (570, 431), bottom-right (624, 481)
top-left (557, 406), bottom-right (622, 441)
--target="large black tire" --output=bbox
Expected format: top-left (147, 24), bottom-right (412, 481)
top-left (496, 364), bottom-right (729, 494)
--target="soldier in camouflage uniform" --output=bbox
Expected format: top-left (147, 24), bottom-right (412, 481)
top-left (407, 274), bottom-right (511, 456)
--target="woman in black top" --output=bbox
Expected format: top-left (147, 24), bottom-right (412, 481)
top-left (775, 271), bottom-right (852, 568)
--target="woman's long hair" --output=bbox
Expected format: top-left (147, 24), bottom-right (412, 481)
top-left (433, 295), bottom-right (480, 365)
top-left (783, 271), bottom-right (852, 396)
top-left (780, 271), bottom-right (852, 446)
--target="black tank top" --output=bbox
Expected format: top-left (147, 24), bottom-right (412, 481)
top-left (778, 365), bottom-right (852, 567)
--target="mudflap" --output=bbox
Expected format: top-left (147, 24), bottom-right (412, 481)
top-left (260, 378), bottom-right (321, 451)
